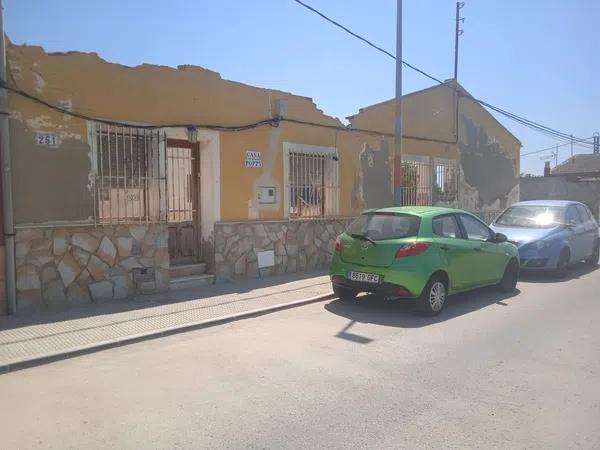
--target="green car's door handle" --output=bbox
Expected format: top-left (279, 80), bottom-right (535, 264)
top-left (440, 245), bottom-right (450, 250)
top-left (474, 247), bottom-right (482, 252)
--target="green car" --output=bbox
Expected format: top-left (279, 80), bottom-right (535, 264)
top-left (330, 206), bottom-right (520, 315)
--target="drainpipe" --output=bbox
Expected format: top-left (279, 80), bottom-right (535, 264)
top-left (0, 0), bottom-right (17, 314)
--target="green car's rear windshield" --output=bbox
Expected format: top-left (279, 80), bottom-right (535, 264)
top-left (495, 205), bottom-right (564, 228)
top-left (347, 213), bottom-right (421, 241)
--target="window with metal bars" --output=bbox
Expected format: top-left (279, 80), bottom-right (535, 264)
top-left (401, 160), bottom-right (433, 206)
top-left (434, 159), bottom-right (458, 202)
top-left (94, 124), bottom-right (164, 223)
top-left (288, 150), bottom-right (339, 219)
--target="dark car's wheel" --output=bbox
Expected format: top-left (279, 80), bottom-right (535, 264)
top-left (333, 284), bottom-right (358, 301)
top-left (416, 274), bottom-right (447, 316)
top-left (553, 248), bottom-right (570, 278)
top-left (585, 241), bottom-right (599, 267)
top-left (496, 259), bottom-right (519, 292)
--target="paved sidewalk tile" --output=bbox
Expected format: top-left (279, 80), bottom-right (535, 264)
top-left (0, 271), bottom-right (333, 370)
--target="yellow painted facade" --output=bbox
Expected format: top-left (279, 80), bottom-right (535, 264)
top-left (7, 42), bottom-right (520, 226)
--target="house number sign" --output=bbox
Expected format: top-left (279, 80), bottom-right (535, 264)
top-left (35, 133), bottom-right (61, 147)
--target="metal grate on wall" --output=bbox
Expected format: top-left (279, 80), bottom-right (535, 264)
top-left (401, 160), bottom-right (433, 206)
top-left (400, 159), bottom-right (458, 206)
top-left (289, 151), bottom-right (339, 220)
top-left (434, 160), bottom-right (459, 203)
top-left (167, 145), bottom-right (196, 223)
top-left (93, 124), bottom-right (166, 224)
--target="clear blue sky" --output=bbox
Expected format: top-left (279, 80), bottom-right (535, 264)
top-left (5, 0), bottom-right (599, 174)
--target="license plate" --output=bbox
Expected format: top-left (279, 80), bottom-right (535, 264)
top-left (348, 271), bottom-right (380, 284)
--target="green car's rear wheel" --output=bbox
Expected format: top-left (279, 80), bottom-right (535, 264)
top-left (416, 274), bottom-right (447, 316)
top-left (333, 284), bottom-right (359, 301)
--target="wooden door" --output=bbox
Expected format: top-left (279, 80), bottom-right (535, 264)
top-left (167, 139), bottom-right (200, 265)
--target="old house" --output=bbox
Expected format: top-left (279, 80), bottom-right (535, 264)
top-left (1, 42), bottom-right (520, 313)
top-left (347, 82), bottom-right (521, 222)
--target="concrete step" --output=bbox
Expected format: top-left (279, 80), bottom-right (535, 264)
top-left (170, 274), bottom-right (215, 291)
top-left (169, 263), bottom-right (207, 279)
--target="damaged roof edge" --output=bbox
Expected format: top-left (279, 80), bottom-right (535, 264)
top-left (7, 39), bottom-right (346, 126)
top-left (347, 80), bottom-right (522, 147)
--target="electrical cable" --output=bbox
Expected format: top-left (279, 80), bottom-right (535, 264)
top-left (292, 0), bottom-right (590, 145)
top-left (3, 82), bottom-right (461, 144)
top-left (521, 137), bottom-right (594, 157)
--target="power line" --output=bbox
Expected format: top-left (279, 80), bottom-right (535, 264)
top-left (2, 82), bottom-right (278, 132)
top-left (4, 82), bottom-right (462, 144)
top-left (292, 0), bottom-right (589, 144)
top-left (521, 137), bottom-right (594, 157)
top-left (292, 0), bottom-right (446, 86)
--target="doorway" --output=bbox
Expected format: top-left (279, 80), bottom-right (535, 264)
top-left (167, 139), bottom-right (200, 265)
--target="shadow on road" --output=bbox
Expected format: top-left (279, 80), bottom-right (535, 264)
top-left (325, 287), bottom-right (521, 336)
top-left (519, 263), bottom-right (598, 284)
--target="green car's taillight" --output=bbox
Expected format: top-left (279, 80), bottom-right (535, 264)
top-left (335, 236), bottom-right (342, 252)
top-left (395, 242), bottom-right (431, 258)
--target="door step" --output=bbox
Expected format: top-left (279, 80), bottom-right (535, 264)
top-left (169, 262), bottom-right (207, 279)
top-left (170, 273), bottom-right (215, 291)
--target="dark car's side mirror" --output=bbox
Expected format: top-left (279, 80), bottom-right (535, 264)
top-left (493, 232), bottom-right (508, 243)
top-left (566, 220), bottom-right (577, 229)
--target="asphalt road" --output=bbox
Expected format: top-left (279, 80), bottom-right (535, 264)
top-left (1, 264), bottom-right (599, 449)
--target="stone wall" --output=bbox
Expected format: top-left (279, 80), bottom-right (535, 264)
top-left (15, 224), bottom-right (169, 310)
top-left (214, 218), bottom-right (355, 280)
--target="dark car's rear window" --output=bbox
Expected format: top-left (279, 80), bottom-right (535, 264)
top-left (346, 213), bottom-right (420, 241)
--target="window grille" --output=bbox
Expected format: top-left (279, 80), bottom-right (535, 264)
top-left (434, 160), bottom-right (458, 202)
top-left (401, 160), bottom-right (434, 206)
top-left (167, 145), bottom-right (196, 223)
top-left (93, 124), bottom-right (165, 224)
top-left (288, 150), bottom-right (339, 220)
top-left (400, 158), bottom-right (458, 206)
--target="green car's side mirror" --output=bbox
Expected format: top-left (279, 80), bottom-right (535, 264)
top-left (494, 232), bottom-right (508, 243)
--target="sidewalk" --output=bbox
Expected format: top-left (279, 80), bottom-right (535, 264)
top-left (0, 271), bottom-right (333, 373)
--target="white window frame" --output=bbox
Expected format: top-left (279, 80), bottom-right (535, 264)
top-left (283, 142), bottom-right (339, 220)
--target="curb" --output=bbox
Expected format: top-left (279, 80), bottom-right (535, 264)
top-left (0, 291), bottom-right (335, 374)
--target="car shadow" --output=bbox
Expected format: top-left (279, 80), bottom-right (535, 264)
top-left (519, 262), bottom-right (598, 284)
top-left (324, 287), bottom-right (521, 332)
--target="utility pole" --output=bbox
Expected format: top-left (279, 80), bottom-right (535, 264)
top-left (0, 0), bottom-right (16, 314)
top-left (393, 0), bottom-right (403, 206)
top-left (555, 145), bottom-right (558, 167)
top-left (453, 2), bottom-right (465, 80)
top-left (570, 134), bottom-right (573, 158)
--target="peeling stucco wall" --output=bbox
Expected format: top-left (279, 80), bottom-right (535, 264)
top-left (358, 139), bottom-right (393, 209)
top-left (347, 84), bottom-right (521, 215)
top-left (459, 116), bottom-right (519, 210)
top-left (7, 42), bottom-right (521, 233)
top-left (11, 119), bottom-right (94, 224)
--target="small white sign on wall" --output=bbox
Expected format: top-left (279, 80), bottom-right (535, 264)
top-left (35, 133), bottom-right (61, 147)
top-left (245, 150), bottom-right (262, 168)
top-left (256, 250), bottom-right (275, 268)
